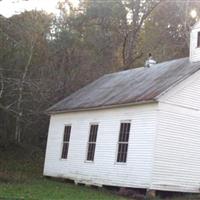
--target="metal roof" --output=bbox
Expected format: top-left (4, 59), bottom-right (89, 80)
top-left (48, 57), bottom-right (200, 114)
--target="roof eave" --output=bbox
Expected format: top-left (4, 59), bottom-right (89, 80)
top-left (46, 99), bottom-right (157, 115)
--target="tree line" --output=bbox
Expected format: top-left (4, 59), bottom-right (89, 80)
top-left (0, 0), bottom-right (199, 148)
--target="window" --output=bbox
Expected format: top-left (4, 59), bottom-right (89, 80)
top-left (197, 32), bottom-right (200, 47)
top-left (86, 124), bottom-right (99, 161)
top-left (61, 125), bottom-right (71, 159)
top-left (117, 122), bottom-right (131, 163)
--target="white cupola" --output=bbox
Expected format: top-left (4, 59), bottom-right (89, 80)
top-left (190, 21), bottom-right (200, 62)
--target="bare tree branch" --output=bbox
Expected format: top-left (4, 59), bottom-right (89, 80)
top-left (0, 72), bottom-right (4, 98)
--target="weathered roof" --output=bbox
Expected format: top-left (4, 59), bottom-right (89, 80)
top-left (48, 57), bottom-right (200, 114)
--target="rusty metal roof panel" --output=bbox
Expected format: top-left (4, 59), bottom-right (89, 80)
top-left (48, 57), bottom-right (200, 113)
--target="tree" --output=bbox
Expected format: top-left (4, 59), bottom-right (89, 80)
top-left (0, 11), bottom-right (52, 144)
top-left (136, 0), bottom-right (200, 66)
top-left (117, 0), bottom-right (163, 68)
top-left (1, 0), bottom-right (199, 148)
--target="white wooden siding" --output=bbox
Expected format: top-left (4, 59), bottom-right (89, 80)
top-left (152, 70), bottom-right (200, 192)
top-left (44, 103), bottom-right (157, 188)
top-left (158, 70), bottom-right (200, 110)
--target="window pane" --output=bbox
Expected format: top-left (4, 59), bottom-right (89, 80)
top-left (119, 123), bottom-right (130, 142)
top-left (117, 143), bottom-right (128, 163)
top-left (198, 32), bottom-right (200, 47)
top-left (64, 126), bottom-right (71, 142)
top-left (89, 125), bottom-right (98, 142)
top-left (87, 143), bottom-right (96, 161)
top-left (61, 143), bottom-right (69, 159)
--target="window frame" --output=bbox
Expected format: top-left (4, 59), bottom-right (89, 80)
top-left (85, 123), bottom-right (99, 163)
top-left (197, 31), bottom-right (200, 48)
top-left (115, 120), bottom-right (131, 164)
top-left (60, 124), bottom-right (72, 160)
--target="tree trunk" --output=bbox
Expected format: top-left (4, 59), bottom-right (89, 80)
top-left (15, 115), bottom-right (21, 143)
top-left (14, 43), bottom-right (34, 143)
top-left (121, 0), bottom-right (163, 69)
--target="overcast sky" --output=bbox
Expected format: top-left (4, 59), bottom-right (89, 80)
top-left (0, 0), bottom-right (79, 17)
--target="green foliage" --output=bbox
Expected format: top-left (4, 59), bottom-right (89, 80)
top-left (137, 1), bottom-right (200, 66)
top-left (1, 0), bottom-right (200, 147)
top-left (1, 1), bottom-right (200, 199)
top-left (0, 143), bottom-right (44, 183)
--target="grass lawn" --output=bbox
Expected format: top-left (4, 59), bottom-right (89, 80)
top-left (1, 144), bottom-right (200, 200)
top-left (0, 179), bottom-right (126, 200)
top-left (0, 144), bottom-right (126, 200)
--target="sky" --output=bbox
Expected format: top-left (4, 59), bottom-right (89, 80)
top-left (0, 0), bottom-right (79, 17)
top-left (0, 0), bottom-right (198, 19)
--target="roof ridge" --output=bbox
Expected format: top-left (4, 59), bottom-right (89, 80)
top-left (104, 57), bottom-right (189, 77)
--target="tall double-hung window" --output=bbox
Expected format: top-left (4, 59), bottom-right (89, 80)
top-left (61, 125), bottom-right (71, 159)
top-left (197, 32), bottom-right (200, 47)
top-left (116, 122), bottom-right (131, 163)
top-left (86, 124), bottom-right (99, 161)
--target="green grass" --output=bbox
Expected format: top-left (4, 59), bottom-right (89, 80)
top-left (0, 179), bottom-right (126, 200)
top-left (1, 144), bottom-right (200, 200)
top-left (0, 144), bottom-right (126, 200)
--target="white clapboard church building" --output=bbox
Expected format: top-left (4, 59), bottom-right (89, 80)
top-left (44, 21), bottom-right (200, 193)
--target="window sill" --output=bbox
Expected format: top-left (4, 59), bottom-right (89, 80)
top-left (84, 160), bottom-right (94, 164)
top-left (60, 158), bottom-right (68, 161)
top-left (114, 162), bottom-right (127, 166)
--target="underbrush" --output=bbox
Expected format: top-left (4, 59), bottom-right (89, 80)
top-left (0, 143), bottom-right (44, 183)
top-left (0, 144), bottom-right (127, 199)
